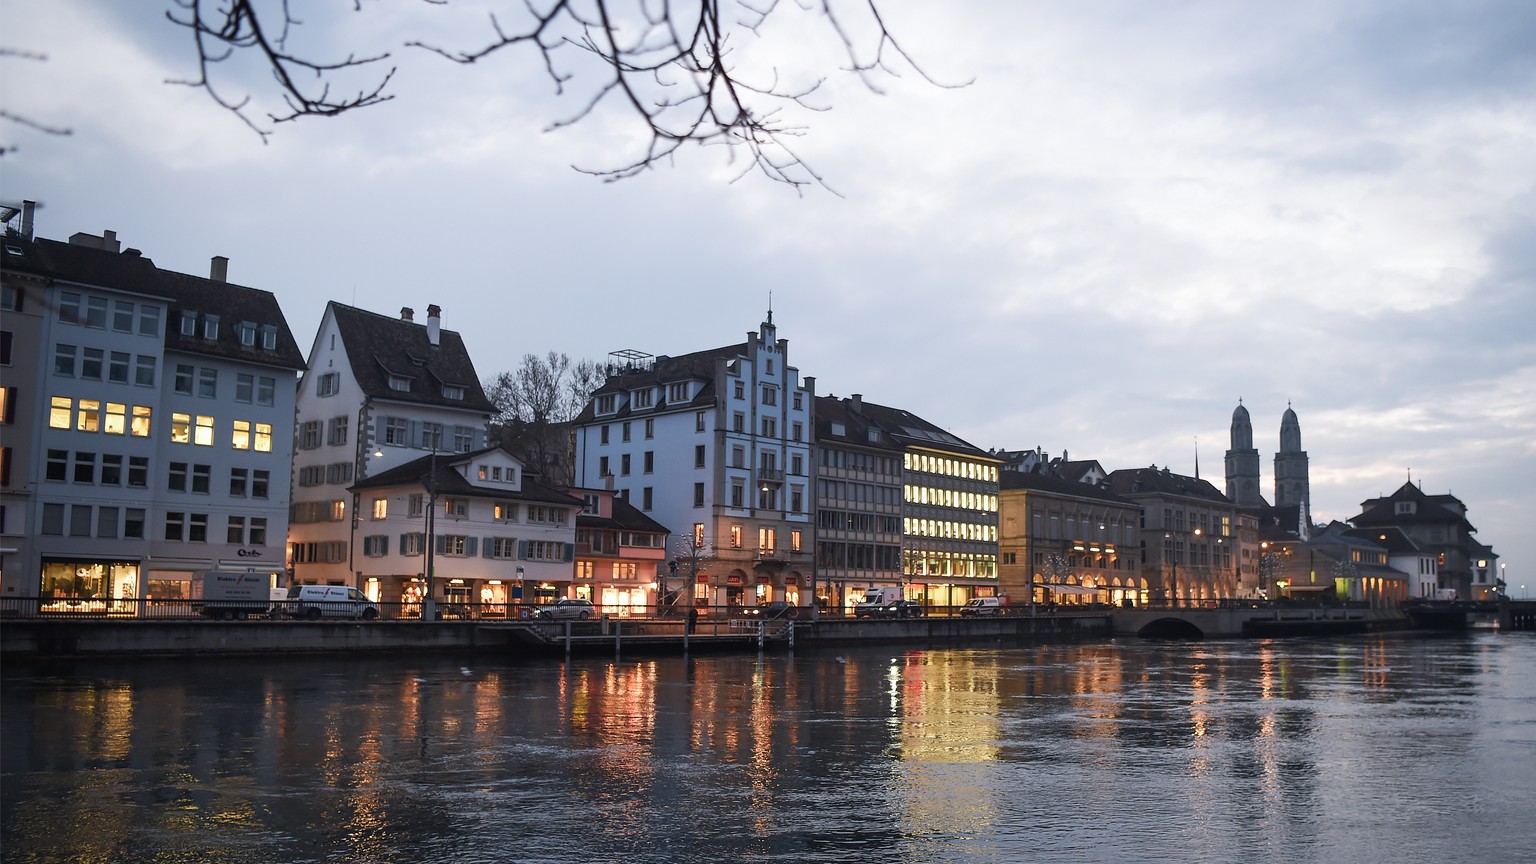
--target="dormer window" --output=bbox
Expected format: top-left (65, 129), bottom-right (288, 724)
top-left (237, 321), bottom-right (257, 347)
top-left (668, 382), bottom-right (690, 402)
top-left (180, 310), bottom-right (197, 336)
top-left (632, 388), bottom-right (654, 409)
top-left (203, 314), bottom-right (220, 341)
top-left (443, 385), bottom-right (464, 400)
top-left (260, 324), bottom-right (277, 350)
top-left (597, 394), bottom-right (616, 414)
top-left (1395, 501), bottom-right (1416, 515)
top-left (388, 374), bottom-right (412, 392)
top-left (830, 422), bottom-right (846, 436)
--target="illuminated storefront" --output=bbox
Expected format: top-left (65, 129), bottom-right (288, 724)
top-left (39, 559), bottom-right (140, 614)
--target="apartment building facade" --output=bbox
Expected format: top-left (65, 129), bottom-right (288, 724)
top-left (571, 313), bottom-right (814, 611)
top-left (1, 217), bottom-right (305, 608)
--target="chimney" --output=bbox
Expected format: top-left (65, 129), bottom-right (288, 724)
top-left (427, 304), bottom-right (441, 347)
top-left (850, 393), bottom-right (862, 413)
top-left (210, 256), bottom-right (228, 282)
top-left (400, 307), bottom-right (415, 322)
top-left (20, 200), bottom-right (35, 241)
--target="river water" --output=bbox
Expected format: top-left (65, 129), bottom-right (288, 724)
top-left (2, 633), bottom-right (1532, 864)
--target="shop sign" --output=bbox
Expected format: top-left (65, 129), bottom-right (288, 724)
top-left (698, 574), bottom-right (709, 584)
top-left (784, 576), bottom-right (798, 587)
top-left (726, 574), bottom-right (742, 585)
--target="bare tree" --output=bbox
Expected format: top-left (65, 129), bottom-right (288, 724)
top-left (485, 351), bottom-right (601, 484)
top-left (165, 0), bottom-right (961, 190)
top-left (0, 48), bottom-right (72, 156)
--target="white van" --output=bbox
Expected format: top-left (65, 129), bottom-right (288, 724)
top-left (960, 596), bottom-right (1004, 617)
top-left (286, 584), bottom-right (380, 620)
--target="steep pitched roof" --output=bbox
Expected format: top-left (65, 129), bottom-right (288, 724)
top-left (1350, 481), bottom-right (1476, 533)
top-left (998, 470), bottom-right (1132, 505)
top-left (1106, 466), bottom-right (1230, 504)
top-left (328, 302), bottom-right (495, 413)
top-left (573, 343), bottom-right (739, 423)
top-left (814, 395), bottom-right (902, 452)
top-left (350, 447), bottom-right (582, 506)
top-left (4, 236), bottom-right (306, 370)
top-left (844, 396), bottom-right (993, 459)
top-left (1343, 525), bottom-right (1423, 556)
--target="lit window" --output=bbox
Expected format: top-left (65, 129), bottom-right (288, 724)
top-left (76, 399), bottom-right (101, 432)
top-left (194, 415), bottom-right (214, 446)
top-left (104, 403), bottom-right (126, 435)
top-left (254, 423), bottom-right (272, 452)
top-left (131, 406), bottom-right (152, 437)
top-left (232, 420), bottom-right (251, 450)
top-left (50, 396), bottom-right (71, 429)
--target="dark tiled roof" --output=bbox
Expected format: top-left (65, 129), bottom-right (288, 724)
top-left (1350, 482), bottom-right (1475, 532)
top-left (1106, 466), bottom-right (1230, 504)
top-left (821, 395), bottom-right (992, 459)
top-left (813, 395), bottom-right (902, 452)
top-left (607, 496), bottom-right (671, 535)
top-left (1343, 526), bottom-right (1422, 555)
top-left (350, 447), bottom-right (583, 506)
top-left (998, 470), bottom-right (1131, 505)
top-left (329, 302), bottom-right (495, 413)
top-left (4, 236), bottom-right (306, 370)
top-left (574, 343), bottom-right (737, 423)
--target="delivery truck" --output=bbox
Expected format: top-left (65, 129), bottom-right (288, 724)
top-left (200, 571), bottom-right (276, 620)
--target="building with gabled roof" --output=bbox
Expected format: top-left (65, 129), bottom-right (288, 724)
top-left (288, 302), bottom-right (496, 593)
top-left (569, 483), bottom-right (671, 615)
top-left (2, 208), bottom-right (305, 606)
top-left (998, 468), bottom-right (1142, 607)
top-left (1344, 525), bottom-right (1439, 600)
top-left (347, 446), bottom-right (581, 617)
top-left (572, 312), bottom-right (814, 613)
top-left (813, 394), bottom-right (906, 611)
top-left (1349, 481), bottom-right (1498, 600)
top-left (1106, 465), bottom-right (1243, 605)
top-left (833, 394), bottom-right (1002, 609)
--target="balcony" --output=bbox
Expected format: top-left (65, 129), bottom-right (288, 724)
top-left (756, 466), bottom-right (784, 486)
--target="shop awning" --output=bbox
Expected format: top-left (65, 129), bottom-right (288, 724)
top-left (1039, 584), bottom-right (1102, 595)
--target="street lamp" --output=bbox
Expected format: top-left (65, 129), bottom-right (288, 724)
top-left (421, 446), bottom-right (440, 622)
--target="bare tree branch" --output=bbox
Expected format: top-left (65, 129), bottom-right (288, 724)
top-left (0, 47), bottom-right (73, 156)
top-left (169, 1), bottom-right (960, 187)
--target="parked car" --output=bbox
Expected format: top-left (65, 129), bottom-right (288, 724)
top-left (286, 584), bottom-right (380, 620)
top-left (960, 597), bottom-right (1004, 617)
top-left (854, 598), bottom-right (924, 618)
top-left (744, 601), bottom-right (798, 620)
top-left (535, 598), bottom-right (596, 620)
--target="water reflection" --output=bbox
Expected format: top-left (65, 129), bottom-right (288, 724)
top-left (3, 635), bottom-right (1534, 864)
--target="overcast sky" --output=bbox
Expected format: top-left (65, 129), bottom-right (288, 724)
top-left (5, 0), bottom-right (1533, 589)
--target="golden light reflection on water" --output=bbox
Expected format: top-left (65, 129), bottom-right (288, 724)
top-left (4, 636), bottom-right (1530, 864)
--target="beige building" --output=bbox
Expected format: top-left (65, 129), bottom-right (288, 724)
top-left (999, 467), bottom-right (1144, 607)
top-left (1107, 466), bottom-right (1243, 605)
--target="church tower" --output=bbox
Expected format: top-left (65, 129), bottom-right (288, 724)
top-left (1224, 401), bottom-right (1262, 507)
top-left (1274, 404), bottom-right (1310, 509)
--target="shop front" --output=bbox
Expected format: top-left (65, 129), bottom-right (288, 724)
top-left (39, 558), bottom-right (140, 615)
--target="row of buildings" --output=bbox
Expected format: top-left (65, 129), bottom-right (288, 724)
top-left (0, 205), bottom-right (1505, 616)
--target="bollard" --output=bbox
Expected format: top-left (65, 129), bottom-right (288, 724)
top-left (564, 620), bottom-right (572, 656)
top-left (614, 619), bottom-right (621, 657)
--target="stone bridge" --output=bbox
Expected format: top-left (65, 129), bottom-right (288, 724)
top-left (1113, 604), bottom-right (1378, 638)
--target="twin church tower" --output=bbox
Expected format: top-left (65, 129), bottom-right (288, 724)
top-left (1223, 401), bottom-right (1310, 512)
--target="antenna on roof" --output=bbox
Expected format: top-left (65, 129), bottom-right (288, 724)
top-left (1194, 436), bottom-right (1200, 480)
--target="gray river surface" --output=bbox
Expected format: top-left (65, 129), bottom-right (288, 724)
top-left (3, 633), bottom-right (1533, 864)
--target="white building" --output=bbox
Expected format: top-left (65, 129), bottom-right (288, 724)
top-left (1, 211), bottom-right (306, 608)
top-left (347, 446), bottom-right (581, 617)
top-left (288, 302), bottom-right (496, 593)
top-left (571, 313), bottom-right (815, 611)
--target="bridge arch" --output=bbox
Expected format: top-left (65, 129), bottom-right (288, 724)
top-left (1136, 617), bottom-right (1207, 640)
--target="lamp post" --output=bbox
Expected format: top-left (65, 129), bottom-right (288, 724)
top-left (421, 447), bottom-right (439, 622)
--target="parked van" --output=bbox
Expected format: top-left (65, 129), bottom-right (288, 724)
top-left (286, 584), bottom-right (380, 620)
top-left (960, 596), bottom-right (1004, 617)
top-left (199, 571), bottom-right (276, 620)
